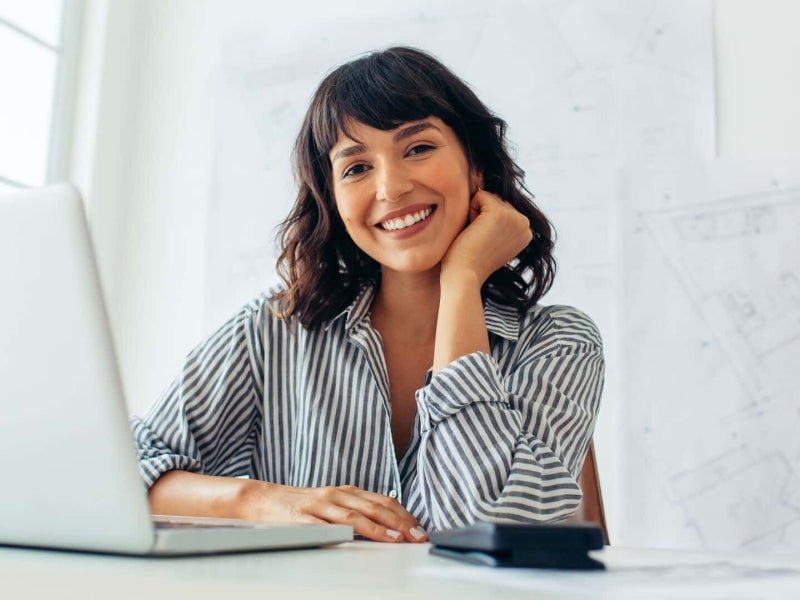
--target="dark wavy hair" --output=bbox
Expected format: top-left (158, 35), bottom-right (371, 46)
top-left (274, 46), bottom-right (556, 329)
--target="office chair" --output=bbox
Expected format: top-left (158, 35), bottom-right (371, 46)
top-left (566, 440), bottom-right (610, 545)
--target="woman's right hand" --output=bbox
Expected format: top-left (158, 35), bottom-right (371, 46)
top-left (440, 188), bottom-right (532, 286)
top-left (148, 471), bottom-right (425, 543)
top-left (239, 481), bottom-right (428, 543)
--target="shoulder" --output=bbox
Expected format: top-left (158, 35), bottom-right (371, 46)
top-left (224, 290), bottom-right (275, 329)
top-left (520, 303), bottom-right (603, 351)
top-left (246, 285), bottom-right (336, 337)
top-left (202, 287), bottom-right (288, 345)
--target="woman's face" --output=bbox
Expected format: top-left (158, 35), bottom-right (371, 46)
top-left (329, 117), bottom-right (478, 276)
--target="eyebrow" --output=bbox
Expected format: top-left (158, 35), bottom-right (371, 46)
top-left (331, 144), bottom-right (366, 163)
top-left (330, 121), bottom-right (441, 163)
top-left (394, 121), bottom-right (439, 142)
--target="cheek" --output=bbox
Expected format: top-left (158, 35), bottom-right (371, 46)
top-left (334, 195), bottom-right (368, 237)
top-left (451, 183), bottom-right (471, 219)
top-left (333, 193), bottom-right (353, 223)
top-left (334, 187), bottom-right (365, 219)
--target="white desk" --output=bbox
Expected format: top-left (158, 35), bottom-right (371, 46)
top-left (2, 541), bottom-right (800, 599)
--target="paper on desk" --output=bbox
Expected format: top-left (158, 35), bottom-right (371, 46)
top-left (417, 547), bottom-right (800, 600)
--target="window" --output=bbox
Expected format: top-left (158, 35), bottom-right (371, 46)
top-left (0, 0), bottom-right (81, 188)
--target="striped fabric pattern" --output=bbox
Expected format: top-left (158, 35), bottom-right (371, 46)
top-left (131, 285), bottom-right (604, 531)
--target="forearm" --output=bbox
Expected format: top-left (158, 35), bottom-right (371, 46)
top-left (433, 270), bottom-right (490, 374)
top-left (147, 470), bottom-right (257, 519)
top-left (417, 410), bottom-right (583, 529)
top-left (415, 334), bottom-right (604, 529)
top-left (432, 189), bottom-right (532, 376)
top-left (417, 353), bottom-right (578, 529)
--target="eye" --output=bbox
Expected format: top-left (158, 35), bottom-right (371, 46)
top-left (407, 144), bottom-right (435, 157)
top-left (342, 163), bottom-right (370, 179)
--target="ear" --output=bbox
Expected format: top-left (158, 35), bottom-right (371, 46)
top-left (470, 169), bottom-right (484, 194)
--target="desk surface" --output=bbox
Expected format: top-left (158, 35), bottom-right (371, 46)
top-left (2, 541), bottom-right (800, 599)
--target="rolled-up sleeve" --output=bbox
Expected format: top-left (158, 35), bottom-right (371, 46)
top-left (413, 305), bottom-right (604, 530)
top-left (130, 297), bottom-right (266, 489)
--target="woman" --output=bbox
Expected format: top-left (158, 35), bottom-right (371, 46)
top-left (132, 47), bottom-right (604, 544)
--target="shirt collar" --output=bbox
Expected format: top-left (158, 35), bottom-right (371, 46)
top-left (483, 296), bottom-right (520, 341)
top-left (328, 284), bottom-right (520, 341)
top-left (343, 285), bottom-right (376, 332)
top-left (324, 284), bottom-right (375, 333)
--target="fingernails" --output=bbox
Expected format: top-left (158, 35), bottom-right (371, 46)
top-left (386, 529), bottom-right (402, 540)
top-left (410, 526), bottom-right (427, 540)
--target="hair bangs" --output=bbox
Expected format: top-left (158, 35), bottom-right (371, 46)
top-left (311, 53), bottom-right (457, 157)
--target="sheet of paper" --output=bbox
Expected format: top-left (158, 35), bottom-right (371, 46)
top-left (620, 159), bottom-right (800, 550)
top-left (418, 546), bottom-right (800, 599)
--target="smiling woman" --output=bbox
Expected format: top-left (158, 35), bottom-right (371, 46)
top-left (130, 47), bottom-right (604, 542)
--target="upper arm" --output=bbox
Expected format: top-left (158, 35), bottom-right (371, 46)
top-left (508, 305), bottom-right (605, 476)
top-left (131, 295), bottom-right (269, 486)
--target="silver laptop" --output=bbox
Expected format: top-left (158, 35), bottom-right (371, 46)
top-left (0, 184), bottom-right (352, 555)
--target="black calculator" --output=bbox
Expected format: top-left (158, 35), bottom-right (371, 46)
top-left (429, 521), bottom-right (605, 569)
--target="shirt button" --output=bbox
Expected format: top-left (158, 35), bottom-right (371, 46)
top-left (388, 489), bottom-right (398, 499)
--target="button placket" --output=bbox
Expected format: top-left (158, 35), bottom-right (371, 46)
top-left (348, 321), bottom-right (402, 504)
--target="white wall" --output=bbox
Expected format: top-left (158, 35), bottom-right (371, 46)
top-left (714, 0), bottom-right (800, 156)
top-left (68, 0), bottom-right (800, 545)
top-left (71, 0), bottom-right (214, 411)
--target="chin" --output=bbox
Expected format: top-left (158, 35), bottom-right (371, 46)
top-left (382, 257), bottom-right (443, 276)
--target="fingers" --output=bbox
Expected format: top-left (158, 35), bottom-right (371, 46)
top-left (315, 503), bottom-right (405, 543)
top-left (305, 487), bottom-right (427, 543)
top-left (455, 190), bottom-right (531, 272)
top-left (468, 200), bottom-right (481, 223)
top-left (477, 190), bottom-right (531, 245)
top-left (467, 189), bottom-right (491, 223)
top-left (249, 483), bottom-right (427, 543)
top-left (295, 514), bottom-right (327, 525)
top-left (338, 488), bottom-right (427, 543)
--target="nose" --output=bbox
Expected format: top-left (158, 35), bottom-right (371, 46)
top-left (375, 160), bottom-right (413, 203)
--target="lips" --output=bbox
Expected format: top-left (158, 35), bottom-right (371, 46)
top-left (376, 204), bottom-right (436, 231)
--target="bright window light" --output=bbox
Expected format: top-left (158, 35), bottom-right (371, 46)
top-left (0, 0), bottom-right (63, 47)
top-left (0, 26), bottom-right (57, 187)
top-left (0, 0), bottom-right (69, 187)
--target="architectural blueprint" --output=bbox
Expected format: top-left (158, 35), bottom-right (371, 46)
top-left (621, 161), bottom-right (800, 550)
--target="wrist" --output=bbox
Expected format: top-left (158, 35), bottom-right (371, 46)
top-left (233, 478), bottom-right (273, 520)
top-left (439, 264), bottom-right (484, 290)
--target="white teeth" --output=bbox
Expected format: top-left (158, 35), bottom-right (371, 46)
top-left (381, 207), bottom-right (433, 231)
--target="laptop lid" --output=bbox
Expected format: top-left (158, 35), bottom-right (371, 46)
top-left (0, 184), bottom-right (352, 555)
top-left (0, 184), bottom-right (157, 553)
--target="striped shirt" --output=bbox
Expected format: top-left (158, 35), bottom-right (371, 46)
top-left (131, 285), bottom-right (604, 531)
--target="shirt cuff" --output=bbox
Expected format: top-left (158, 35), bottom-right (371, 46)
top-left (415, 351), bottom-right (508, 431)
top-left (137, 454), bottom-right (203, 489)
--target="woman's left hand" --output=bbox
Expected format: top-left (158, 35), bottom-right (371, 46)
top-left (440, 189), bottom-right (532, 285)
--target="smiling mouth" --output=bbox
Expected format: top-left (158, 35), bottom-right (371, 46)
top-left (377, 206), bottom-right (436, 231)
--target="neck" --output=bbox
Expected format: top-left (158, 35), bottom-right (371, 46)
top-left (371, 267), bottom-right (440, 345)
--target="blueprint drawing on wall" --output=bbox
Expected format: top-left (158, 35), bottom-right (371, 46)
top-left (621, 161), bottom-right (800, 551)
